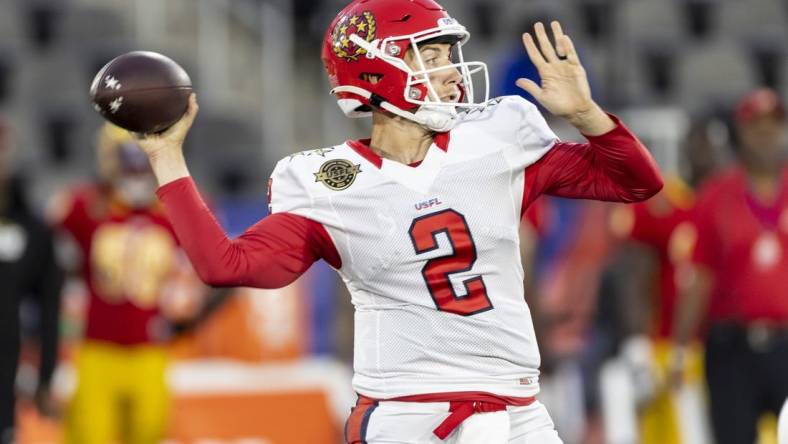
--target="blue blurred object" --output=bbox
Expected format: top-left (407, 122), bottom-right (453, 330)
top-left (494, 43), bottom-right (597, 109)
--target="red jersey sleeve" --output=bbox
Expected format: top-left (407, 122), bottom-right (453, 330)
top-left (521, 114), bottom-right (663, 211)
top-left (156, 177), bottom-right (341, 289)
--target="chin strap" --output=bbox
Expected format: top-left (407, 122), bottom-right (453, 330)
top-left (413, 105), bottom-right (459, 133)
top-left (330, 85), bottom-right (460, 132)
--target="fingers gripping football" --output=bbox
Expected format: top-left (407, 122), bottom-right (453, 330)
top-left (133, 94), bottom-right (199, 158)
top-left (516, 21), bottom-right (595, 119)
top-left (131, 94), bottom-right (198, 186)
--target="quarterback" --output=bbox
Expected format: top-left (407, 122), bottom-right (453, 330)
top-left (135, 0), bottom-right (662, 442)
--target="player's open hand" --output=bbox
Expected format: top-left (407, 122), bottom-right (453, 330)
top-left (133, 93), bottom-right (199, 159)
top-left (517, 21), bottom-right (595, 120)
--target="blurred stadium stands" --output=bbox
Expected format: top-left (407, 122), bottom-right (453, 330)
top-left (0, 0), bottom-right (783, 206)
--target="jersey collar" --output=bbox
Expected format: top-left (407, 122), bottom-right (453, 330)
top-left (346, 132), bottom-right (451, 170)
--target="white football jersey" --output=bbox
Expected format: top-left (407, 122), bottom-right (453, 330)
top-left (269, 96), bottom-right (558, 399)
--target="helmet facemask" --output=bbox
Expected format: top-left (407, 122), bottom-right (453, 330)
top-left (399, 28), bottom-right (488, 111)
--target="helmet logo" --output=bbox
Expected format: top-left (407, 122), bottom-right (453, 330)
top-left (332, 11), bottom-right (377, 62)
top-left (437, 17), bottom-right (457, 27)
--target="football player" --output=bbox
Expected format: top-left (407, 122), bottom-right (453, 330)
top-left (133, 0), bottom-right (662, 442)
top-left (601, 116), bottom-right (724, 444)
top-left (51, 124), bottom-right (208, 444)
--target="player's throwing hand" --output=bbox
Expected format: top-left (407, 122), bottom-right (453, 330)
top-left (132, 93), bottom-right (199, 186)
top-left (517, 21), bottom-right (597, 125)
top-left (133, 93), bottom-right (199, 159)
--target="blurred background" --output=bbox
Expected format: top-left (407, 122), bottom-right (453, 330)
top-left (1, 0), bottom-right (788, 443)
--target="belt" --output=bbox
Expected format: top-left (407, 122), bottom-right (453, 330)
top-left (433, 400), bottom-right (507, 439)
top-left (387, 392), bottom-right (536, 440)
top-left (745, 323), bottom-right (788, 351)
top-left (711, 322), bottom-right (788, 352)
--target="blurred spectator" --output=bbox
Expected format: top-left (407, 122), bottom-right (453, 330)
top-left (601, 115), bottom-right (724, 444)
top-left (674, 88), bottom-right (788, 444)
top-left (48, 124), bottom-right (209, 444)
top-left (0, 117), bottom-right (64, 444)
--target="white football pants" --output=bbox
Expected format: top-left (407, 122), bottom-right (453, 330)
top-left (356, 399), bottom-right (563, 443)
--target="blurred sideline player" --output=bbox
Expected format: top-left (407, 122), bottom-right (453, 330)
top-left (0, 117), bottom-right (64, 444)
top-left (49, 124), bottom-right (208, 444)
top-left (603, 116), bottom-right (725, 444)
top-left (674, 88), bottom-right (788, 444)
top-left (128, 0), bottom-right (663, 441)
top-left (524, 195), bottom-right (620, 443)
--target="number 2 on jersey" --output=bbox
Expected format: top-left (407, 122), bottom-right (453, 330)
top-left (408, 209), bottom-right (493, 316)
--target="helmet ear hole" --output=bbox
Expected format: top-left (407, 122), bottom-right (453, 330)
top-left (360, 73), bottom-right (384, 85)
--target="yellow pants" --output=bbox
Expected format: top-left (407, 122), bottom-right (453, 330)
top-left (640, 341), bottom-right (704, 444)
top-left (65, 341), bottom-right (169, 444)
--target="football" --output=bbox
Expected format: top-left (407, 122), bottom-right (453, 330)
top-left (90, 51), bottom-right (192, 134)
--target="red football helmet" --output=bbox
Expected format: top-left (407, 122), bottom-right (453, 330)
top-left (321, 0), bottom-right (489, 131)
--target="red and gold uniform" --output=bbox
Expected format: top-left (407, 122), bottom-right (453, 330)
top-left (60, 184), bottom-right (177, 345)
top-left (57, 183), bottom-right (179, 444)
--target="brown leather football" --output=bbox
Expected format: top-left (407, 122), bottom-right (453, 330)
top-left (90, 51), bottom-right (192, 134)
